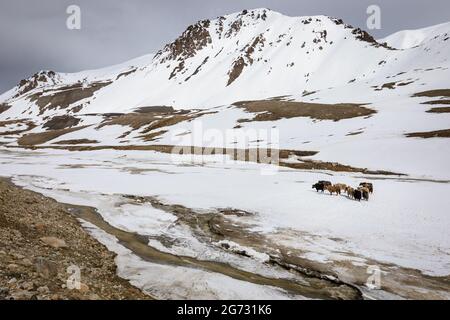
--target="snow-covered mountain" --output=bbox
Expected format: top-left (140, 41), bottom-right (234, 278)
top-left (1, 8), bottom-right (450, 178)
top-left (2, 8), bottom-right (448, 114)
top-left (379, 21), bottom-right (450, 49)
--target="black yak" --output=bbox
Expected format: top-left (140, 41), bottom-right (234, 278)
top-left (353, 189), bottom-right (362, 201)
top-left (312, 183), bottom-right (325, 192)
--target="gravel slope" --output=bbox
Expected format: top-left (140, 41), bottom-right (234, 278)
top-left (0, 178), bottom-right (151, 300)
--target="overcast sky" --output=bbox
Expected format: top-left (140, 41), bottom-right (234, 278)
top-left (1, 0), bottom-right (449, 92)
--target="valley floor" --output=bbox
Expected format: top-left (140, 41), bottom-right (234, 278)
top-left (0, 147), bottom-right (449, 300)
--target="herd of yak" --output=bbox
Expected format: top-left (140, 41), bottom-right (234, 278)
top-left (312, 181), bottom-right (374, 201)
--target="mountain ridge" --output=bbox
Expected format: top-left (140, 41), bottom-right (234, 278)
top-left (1, 8), bottom-right (449, 162)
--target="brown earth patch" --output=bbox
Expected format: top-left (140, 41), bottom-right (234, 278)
top-left (85, 113), bottom-right (124, 118)
top-left (52, 139), bottom-right (99, 145)
top-left (0, 120), bottom-right (26, 128)
top-left (140, 114), bottom-right (199, 134)
top-left (426, 107), bottom-right (450, 113)
top-left (0, 120), bottom-right (15, 127)
top-left (405, 129), bottom-right (450, 138)
top-left (413, 89), bottom-right (450, 98)
top-left (412, 89), bottom-right (450, 107)
top-left (97, 113), bottom-right (160, 131)
top-left (43, 115), bottom-right (81, 130)
top-left (18, 126), bottom-right (90, 146)
top-left (280, 159), bottom-right (400, 176)
top-left (422, 100), bottom-right (450, 105)
top-left (29, 81), bottom-right (111, 115)
top-left (98, 110), bottom-right (212, 141)
top-left (138, 130), bottom-right (168, 142)
top-left (98, 113), bottom-right (190, 137)
top-left (217, 208), bottom-right (254, 217)
top-left (267, 95), bottom-right (293, 101)
top-left (134, 106), bottom-right (175, 114)
top-left (0, 120), bottom-right (36, 136)
top-left (234, 100), bottom-right (376, 122)
top-left (376, 82), bottom-right (396, 90)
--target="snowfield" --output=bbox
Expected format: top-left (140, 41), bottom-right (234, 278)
top-left (0, 149), bottom-right (448, 297)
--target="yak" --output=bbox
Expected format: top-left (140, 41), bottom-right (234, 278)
top-left (326, 184), bottom-right (341, 195)
top-left (312, 183), bottom-right (325, 192)
top-left (335, 183), bottom-right (348, 192)
top-left (359, 182), bottom-right (374, 193)
top-left (359, 187), bottom-right (370, 201)
top-left (353, 189), bottom-right (362, 201)
top-left (345, 186), bottom-right (355, 199)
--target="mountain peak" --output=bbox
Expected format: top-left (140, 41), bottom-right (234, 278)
top-left (151, 9), bottom-right (393, 87)
top-left (15, 70), bottom-right (60, 98)
top-left (154, 9), bottom-right (334, 65)
top-left (380, 21), bottom-right (450, 49)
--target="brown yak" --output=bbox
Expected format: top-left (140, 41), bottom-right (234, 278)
top-left (326, 184), bottom-right (341, 195)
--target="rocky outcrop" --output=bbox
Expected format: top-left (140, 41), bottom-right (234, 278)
top-left (14, 71), bottom-right (59, 98)
top-left (156, 20), bottom-right (212, 63)
top-left (227, 57), bottom-right (247, 86)
top-left (0, 103), bottom-right (11, 114)
top-left (227, 34), bottom-right (266, 86)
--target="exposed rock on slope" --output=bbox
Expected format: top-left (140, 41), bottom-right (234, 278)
top-left (0, 104), bottom-right (10, 114)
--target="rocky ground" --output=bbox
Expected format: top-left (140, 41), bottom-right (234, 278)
top-left (0, 178), bottom-right (151, 300)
